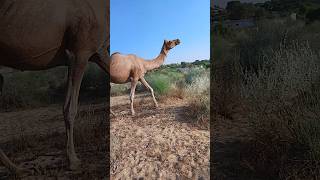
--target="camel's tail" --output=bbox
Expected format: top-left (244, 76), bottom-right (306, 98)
top-left (90, 52), bottom-right (111, 74)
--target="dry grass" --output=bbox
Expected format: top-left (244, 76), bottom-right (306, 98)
top-left (212, 17), bottom-right (320, 179)
top-left (183, 70), bottom-right (210, 128)
top-left (239, 42), bottom-right (320, 178)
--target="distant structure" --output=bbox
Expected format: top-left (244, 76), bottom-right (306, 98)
top-left (212, 5), bottom-right (256, 30)
top-left (223, 19), bottom-right (255, 29)
top-left (290, 13), bottom-right (297, 21)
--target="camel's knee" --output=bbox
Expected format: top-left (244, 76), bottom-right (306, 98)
top-left (130, 95), bottom-right (134, 103)
top-left (150, 88), bottom-right (154, 94)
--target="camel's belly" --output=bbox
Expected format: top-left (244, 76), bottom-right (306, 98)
top-left (0, 46), bottom-right (67, 70)
top-left (109, 57), bottom-right (132, 83)
top-left (110, 71), bottom-right (130, 84)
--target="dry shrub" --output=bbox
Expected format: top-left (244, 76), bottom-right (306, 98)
top-left (75, 105), bottom-right (107, 150)
top-left (240, 41), bottom-right (320, 178)
top-left (211, 53), bottom-right (243, 120)
top-left (184, 70), bottom-right (210, 128)
top-left (111, 83), bottom-right (129, 96)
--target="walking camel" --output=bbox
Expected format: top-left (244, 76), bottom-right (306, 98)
top-left (110, 39), bottom-right (180, 115)
top-left (0, 0), bottom-right (110, 174)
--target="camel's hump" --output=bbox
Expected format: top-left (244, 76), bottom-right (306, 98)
top-left (111, 52), bottom-right (121, 56)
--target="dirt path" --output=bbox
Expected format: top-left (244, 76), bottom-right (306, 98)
top-left (110, 94), bottom-right (210, 179)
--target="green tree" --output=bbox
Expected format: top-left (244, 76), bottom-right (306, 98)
top-left (306, 8), bottom-right (320, 23)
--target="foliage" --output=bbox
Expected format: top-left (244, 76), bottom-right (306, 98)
top-left (184, 70), bottom-right (210, 126)
top-left (212, 16), bottom-right (320, 178)
top-left (0, 64), bottom-right (109, 111)
top-left (306, 8), bottom-right (320, 23)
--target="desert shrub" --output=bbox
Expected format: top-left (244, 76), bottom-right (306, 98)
top-left (240, 41), bottom-right (320, 177)
top-left (235, 18), bottom-right (305, 72)
top-left (185, 70), bottom-right (210, 127)
top-left (0, 67), bottom-right (67, 110)
top-left (185, 67), bottom-right (207, 84)
top-left (212, 15), bottom-right (320, 179)
top-left (143, 68), bottom-right (184, 96)
top-left (81, 64), bottom-right (109, 100)
top-left (146, 74), bottom-right (171, 95)
top-left (0, 64), bottom-right (109, 111)
top-left (211, 50), bottom-right (243, 119)
top-left (110, 84), bottom-right (129, 96)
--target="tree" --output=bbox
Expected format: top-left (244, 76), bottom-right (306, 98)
top-left (226, 1), bottom-right (258, 20)
top-left (306, 8), bottom-right (320, 23)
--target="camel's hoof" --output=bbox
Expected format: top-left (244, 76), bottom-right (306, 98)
top-left (131, 111), bottom-right (135, 116)
top-left (69, 158), bottom-right (81, 171)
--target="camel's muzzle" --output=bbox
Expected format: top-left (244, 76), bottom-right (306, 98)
top-left (176, 39), bottom-right (181, 45)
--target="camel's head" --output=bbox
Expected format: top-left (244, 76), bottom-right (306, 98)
top-left (164, 39), bottom-right (181, 51)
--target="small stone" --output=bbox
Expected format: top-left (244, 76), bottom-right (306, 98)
top-left (167, 154), bottom-right (178, 164)
top-left (187, 170), bottom-right (193, 178)
top-left (136, 129), bottom-right (143, 136)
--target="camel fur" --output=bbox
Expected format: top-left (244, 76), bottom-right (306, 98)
top-left (0, 0), bottom-right (110, 174)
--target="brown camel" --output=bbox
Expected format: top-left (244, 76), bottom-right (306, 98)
top-left (0, 0), bottom-right (110, 174)
top-left (110, 39), bottom-right (181, 115)
top-left (0, 74), bottom-right (3, 96)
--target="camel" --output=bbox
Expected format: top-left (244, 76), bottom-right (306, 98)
top-left (110, 39), bottom-right (181, 115)
top-left (0, 74), bottom-right (3, 96)
top-left (0, 0), bottom-right (110, 174)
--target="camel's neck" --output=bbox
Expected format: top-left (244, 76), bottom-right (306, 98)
top-left (144, 46), bottom-right (168, 71)
top-left (87, 0), bottom-right (110, 51)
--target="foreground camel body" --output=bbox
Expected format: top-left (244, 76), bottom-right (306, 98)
top-left (0, 74), bottom-right (3, 96)
top-left (110, 39), bottom-right (180, 115)
top-left (0, 0), bottom-right (110, 173)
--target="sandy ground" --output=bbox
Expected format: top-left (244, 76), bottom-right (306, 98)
top-left (0, 93), bottom-right (209, 179)
top-left (110, 94), bottom-right (210, 179)
top-left (0, 102), bottom-right (108, 179)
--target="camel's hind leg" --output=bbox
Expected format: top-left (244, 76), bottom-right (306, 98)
top-left (0, 74), bottom-right (3, 96)
top-left (140, 77), bottom-right (158, 107)
top-left (129, 80), bottom-right (138, 115)
top-left (63, 50), bottom-right (89, 170)
top-left (0, 149), bottom-right (29, 175)
top-left (110, 109), bottom-right (116, 116)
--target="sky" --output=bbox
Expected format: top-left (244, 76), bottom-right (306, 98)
top-left (213, 0), bottom-right (268, 8)
top-left (111, 0), bottom-right (210, 64)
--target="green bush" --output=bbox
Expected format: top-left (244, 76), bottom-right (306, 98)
top-left (146, 74), bottom-right (171, 95)
top-left (0, 63), bottom-right (109, 110)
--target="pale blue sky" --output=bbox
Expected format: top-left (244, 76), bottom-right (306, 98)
top-left (111, 0), bottom-right (210, 64)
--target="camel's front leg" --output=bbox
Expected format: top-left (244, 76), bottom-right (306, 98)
top-left (130, 80), bottom-right (138, 115)
top-left (140, 77), bottom-right (158, 107)
top-left (63, 51), bottom-right (89, 170)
